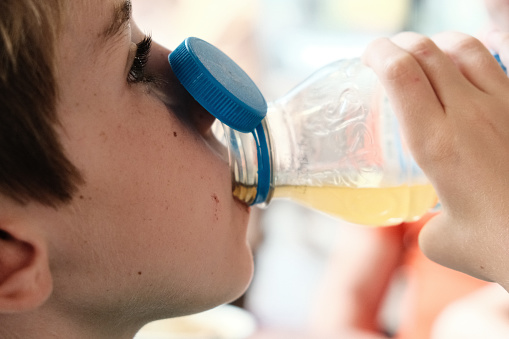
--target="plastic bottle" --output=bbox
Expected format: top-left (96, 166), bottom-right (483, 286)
top-left (169, 37), bottom-right (437, 226)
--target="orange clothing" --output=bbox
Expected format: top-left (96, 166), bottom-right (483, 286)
top-left (394, 214), bottom-right (488, 339)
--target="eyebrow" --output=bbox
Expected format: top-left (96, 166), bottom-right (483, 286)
top-left (101, 0), bottom-right (132, 40)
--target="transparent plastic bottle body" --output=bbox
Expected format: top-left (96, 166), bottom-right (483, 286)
top-left (222, 58), bottom-right (437, 226)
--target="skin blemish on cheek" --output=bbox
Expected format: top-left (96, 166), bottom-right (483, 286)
top-left (99, 131), bottom-right (108, 142)
top-left (212, 193), bottom-right (220, 221)
top-left (173, 131), bottom-right (177, 137)
top-left (138, 271), bottom-right (142, 275)
top-left (212, 193), bottom-right (219, 204)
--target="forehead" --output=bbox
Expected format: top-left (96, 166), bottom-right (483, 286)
top-left (63, 0), bottom-right (129, 38)
top-left (58, 0), bottom-right (131, 66)
top-left (55, 0), bottom-right (132, 100)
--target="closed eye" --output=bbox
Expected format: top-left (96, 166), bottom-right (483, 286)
top-left (127, 35), bottom-right (153, 84)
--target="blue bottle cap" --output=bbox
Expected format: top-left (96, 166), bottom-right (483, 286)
top-left (169, 37), bottom-right (272, 206)
top-left (169, 37), bottom-right (267, 133)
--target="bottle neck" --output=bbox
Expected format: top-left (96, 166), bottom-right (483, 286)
top-left (222, 119), bottom-right (274, 206)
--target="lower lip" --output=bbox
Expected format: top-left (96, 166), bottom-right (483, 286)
top-left (234, 198), bottom-right (251, 214)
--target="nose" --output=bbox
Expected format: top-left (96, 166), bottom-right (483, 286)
top-left (149, 42), bottom-right (217, 135)
top-left (168, 37), bottom-right (267, 134)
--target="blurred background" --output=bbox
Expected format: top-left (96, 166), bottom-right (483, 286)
top-left (132, 1), bottom-right (509, 338)
top-left (133, 0), bottom-right (488, 99)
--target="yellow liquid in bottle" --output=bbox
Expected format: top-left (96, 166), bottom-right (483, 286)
top-left (272, 184), bottom-right (437, 226)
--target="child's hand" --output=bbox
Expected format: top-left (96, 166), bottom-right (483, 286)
top-left (362, 31), bottom-right (509, 286)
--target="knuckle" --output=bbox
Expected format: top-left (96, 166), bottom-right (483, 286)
top-left (408, 36), bottom-right (437, 59)
top-left (450, 35), bottom-right (484, 55)
top-left (393, 32), bottom-right (437, 60)
top-left (381, 53), bottom-right (415, 82)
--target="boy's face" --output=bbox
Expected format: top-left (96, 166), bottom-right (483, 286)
top-left (45, 0), bottom-right (252, 323)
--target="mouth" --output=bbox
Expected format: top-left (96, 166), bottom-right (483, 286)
top-left (234, 196), bottom-right (251, 214)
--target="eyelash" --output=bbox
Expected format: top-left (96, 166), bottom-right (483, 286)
top-left (127, 35), bottom-right (153, 84)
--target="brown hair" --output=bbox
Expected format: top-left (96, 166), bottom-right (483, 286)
top-left (0, 0), bottom-right (82, 206)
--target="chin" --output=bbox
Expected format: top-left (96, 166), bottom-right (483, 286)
top-left (196, 262), bottom-right (254, 316)
top-left (227, 243), bottom-right (255, 304)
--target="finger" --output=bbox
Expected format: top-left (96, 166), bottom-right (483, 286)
top-left (432, 31), bottom-right (508, 94)
top-left (390, 32), bottom-right (474, 104)
top-left (484, 30), bottom-right (509, 74)
top-left (362, 37), bottom-right (445, 150)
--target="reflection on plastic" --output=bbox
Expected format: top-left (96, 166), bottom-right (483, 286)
top-left (223, 58), bottom-right (437, 226)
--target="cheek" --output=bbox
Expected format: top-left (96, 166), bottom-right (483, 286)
top-left (59, 78), bottom-right (253, 281)
top-left (97, 116), bottom-right (230, 227)
top-left (77, 107), bottom-right (234, 250)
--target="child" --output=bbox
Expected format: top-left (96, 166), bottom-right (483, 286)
top-left (0, 0), bottom-right (253, 338)
top-left (3, 1), bottom-right (509, 339)
top-left (362, 26), bottom-right (509, 289)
